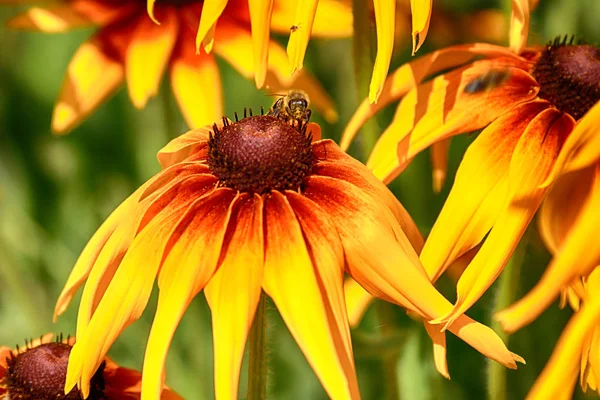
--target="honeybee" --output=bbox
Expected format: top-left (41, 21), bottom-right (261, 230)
top-left (463, 68), bottom-right (511, 94)
top-left (268, 89), bottom-right (312, 126)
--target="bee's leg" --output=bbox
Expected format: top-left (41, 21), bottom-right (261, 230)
top-left (305, 109), bottom-right (312, 122)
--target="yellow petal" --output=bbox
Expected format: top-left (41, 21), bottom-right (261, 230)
top-left (430, 138), bottom-right (450, 193)
top-left (66, 186), bottom-right (204, 398)
top-left (262, 191), bottom-right (360, 399)
top-left (344, 277), bottom-right (375, 328)
top-left (170, 40), bottom-right (222, 128)
top-left (538, 167), bottom-right (595, 254)
top-left (286, 0), bottom-right (318, 75)
top-left (509, 0), bottom-right (530, 53)
top-left (423, 322), bottom-right (449, 379)
top-left (525, 295), bottom-right (600, 400)
top-left (157, 127), bottom-right (211, 168)
top-left (543, 100), bottom-right (600, 186)
top-left (270, 0), bottom-right (352, 37)
top-left (203, 194), bottom-right (264, 400)
top-left (305, 175), bottom-right (523, 369)
top-left (248, 0), bottom-right (274, 88)
top-left (420, 100), bottom-right (550, 283)
top-left (369, 0), bottom-right (396, 103)
top-left (409, 0), bottom-right (432, 54)
top-left (52, 37), bottom-right (124, 134)
top-left (366, 59), bottom-right (539, 183)
top-left (7, 6), bottom-right (91, 32)
top-left (196, 0), bottom-right (229, 52)
top-left (497, 164), bottom-right (600, 333)
top-left (340, 43), bottom-right (523, 151)
top-left (142, 189), bottom-right (238, 400)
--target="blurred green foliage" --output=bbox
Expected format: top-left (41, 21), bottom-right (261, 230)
top-left (2, 0), bottom-right (600, 399)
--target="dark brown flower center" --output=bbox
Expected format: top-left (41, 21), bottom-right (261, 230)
top-left (533, 37), bottom-right (600, 120)
top-left (4, 342), bottom-right (105, 400)
top-left (208, 114), bottom-right (314, 194)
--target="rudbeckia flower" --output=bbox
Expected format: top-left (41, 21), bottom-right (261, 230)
top-left (55, 111), bottom-right (522, 399)
top-left (3, 0), bottom-right (348, 133)
top-left (523, 267), bottom-right (600, 400)
top-left (0, 333), bottom-right (181, 399)
top-left (340, 24), bottom-right (600, 329)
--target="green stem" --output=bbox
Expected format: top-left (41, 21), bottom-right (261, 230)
top-left (352, 0), bottom-right (380, 161)
top-left (487, 237), bottom-right (528, 400)
top-left (375, 301), bottom-right (401, 400)
top-left (248, 292), bottom-right (268, 400)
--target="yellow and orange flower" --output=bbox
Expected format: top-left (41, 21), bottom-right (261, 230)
top-left (0, 333), bottom-right (181, 399)
top-left (3, 0), bottom-right (348, 133)
top-left (55, 113), bottom-right (522, 399)
top-left (340, 11), bottom-right (600, 329)
top-left (521, 268), bottom-right (600, 400)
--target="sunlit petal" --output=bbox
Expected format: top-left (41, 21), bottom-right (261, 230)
top-left (409, 0), bottom-right (432, 54)
top-left (248, 0), bottom-right (274, 87)
top-left (509, 0), bottom-right (531, 53)
top-left (344, 278), bottom-right (373, 328)
top-left (196, 0), bottom-right (229, 52)
top-left (286, 0), bottom-right (318, 74)
top-left (369, 0), bottom-right (396, 103)
top-left (270, 0), bottom-right (352, 37)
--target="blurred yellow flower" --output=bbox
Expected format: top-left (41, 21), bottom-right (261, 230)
top-left (0, 333), bottom-right (181, 399)
top-left (341, 30), bottom-right (600, 329)
top-left (3, 0), bottom-right (349, 133)
top-left (55, 113), bottom-right (522, 399)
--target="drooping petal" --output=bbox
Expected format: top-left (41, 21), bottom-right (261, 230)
top-left (270, 0), bottom-right (352, 37)
top-left (497, 164), bottom-right (600, 333)
top-left (142, 189), bottom-right (238, 400)
top-left (52, 36), bottom-right (124, 134)
top-left (423, 322), bottom-right (449, 379)
top-left (509, 0), bottom-right (531, 53)
top-left (430, 138), bottom-right (450, 193)
top-left (286, 0), bottom-right (318, 74)
top-left (340, 43), bottom-right (524, 150)
top-left (436, 108), bottom-right (570, 329)
top-left (171, 26), bottom-right (222, 129)
top-left (262, 191), bottom-right (360, 399)
top-left (366, 59), bottom-right (539, 182)
top-left (125, 9), bottom-right (178, 108)
top-left (305, 175), bottom-right (523, 369)
top-left (369, 0), bottom-right (396, 103)
top-left (196, 0), bottom-right (229, 52)
top-left (409, 0), bottom-right (432, 54)
top-left (420, 100), bottom-right (549, 283)
top-left (203, 194), bottom-right (264, 400)
top-left (344, 278), bottom-right (373, 327)
top-left (248, 0), bottom-right (274, 88)
top-left (65, 183), bottom-right (212, 398)
top-left (525, 294), bottom-right (600, 400)
top-left (543, 100), bottom-right (600, 186)
top-left (538, 167), bottom-right (594, 254)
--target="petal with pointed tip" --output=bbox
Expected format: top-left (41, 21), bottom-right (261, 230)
top-left (436, 108), bottom-right (569, 329)
top-left (203, 194), bottom-right (263, 400)
top-left (196, 0), bottom-right (229, 52)
top-left (369, 0), bottom-right (396, 103)
top-left (420, 100), bottom-right (549, 283)
top-left (340, 43), bottom-right (525, 151)
top-left (286, 0), bottom-right (318, 75)
top-left (424, 322), bottom-right (449, 379)
top-left (410, 0), bottom-right (432, 54)
top-left (497, 164), bottom-right (600, 333)
top-left (263, 191), bottom-right (360, 399)
top-left (157, 128), bottom-right (211, 168)
top-left (248, 0), bottom-right (274, 88)
top-left (142, 189), bottom-right (238, 400)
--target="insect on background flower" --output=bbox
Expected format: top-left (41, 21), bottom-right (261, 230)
top-left (0, 333), bottom-right (181, 399)
top-left (2, 0), bottom-right (349, 133)
top-left (54, 106), bottom-right (523, 399)
top-left (339, 0), bottom-right (600, 330)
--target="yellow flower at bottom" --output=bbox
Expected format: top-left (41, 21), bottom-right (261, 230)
top-left (56, 113), bottom-right (522, 400)
top-left (0, 334), bottom-right (180, 399)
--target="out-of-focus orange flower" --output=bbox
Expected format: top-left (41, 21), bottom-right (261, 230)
top-left (521, 268), bottom-right (600, 400)
top-left (341, 16), bottom-right (600, 330)
top-left (55, 112), bottom-right (522, 399)
top-left (3, 0), bottom-right (349, 133)
top-left (0, 333), bottom-right (181, 399)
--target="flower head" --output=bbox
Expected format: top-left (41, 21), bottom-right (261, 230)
top-left (0, 334), bottom-right (180, 399)
top-left (341, 32), bottom-right (600, 330)
top-left (55, 109), bottom-right (522, 399)
top-left (4, 0), bottom-right (348, 133)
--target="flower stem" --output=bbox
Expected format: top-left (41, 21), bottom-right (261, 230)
top-left (487, 236), bottom-right (528, 400)
top-left (352, 0), bottom-right (380, 160)
top-left (248, 291), bottom-right (268, 400)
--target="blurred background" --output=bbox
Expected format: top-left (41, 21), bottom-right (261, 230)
top-left (2, 0), bottom-right (600, 398)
